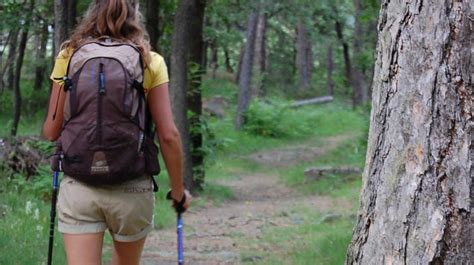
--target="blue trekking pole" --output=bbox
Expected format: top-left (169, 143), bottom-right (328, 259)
top-left (177, 212), bottom-right (184, 265)
top-left (47, 170), bottom-right (59, 265)
top-left (167, 191), bottom-right (186, 265)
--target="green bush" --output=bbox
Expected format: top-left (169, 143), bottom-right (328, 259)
top-left (243, 99), bottom-right (288, 138)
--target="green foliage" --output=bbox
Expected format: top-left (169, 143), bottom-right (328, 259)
top-left (10, 165), bottom-right (53, 200)
top-left (244, 99), bottom-right (288, 138)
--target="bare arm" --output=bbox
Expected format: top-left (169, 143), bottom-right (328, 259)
top-left (147, 83), bottom-right (188, 203)
top-left (42, 82), bottom-right (66, 141)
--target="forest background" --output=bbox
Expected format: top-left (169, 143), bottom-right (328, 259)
top-left (3, 0), bottom-right (468, 264)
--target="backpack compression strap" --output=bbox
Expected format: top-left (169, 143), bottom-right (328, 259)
top-left (132, 80), bottom-right (159, 193)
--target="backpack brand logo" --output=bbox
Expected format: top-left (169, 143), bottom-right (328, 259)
top-left (91, 151), bottom-right (109, 174)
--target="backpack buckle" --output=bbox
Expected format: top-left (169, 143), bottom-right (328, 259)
top-left (63, 76), bottom-right (72, 92)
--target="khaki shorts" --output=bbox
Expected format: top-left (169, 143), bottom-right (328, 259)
top-left (57, 175), bottom-right (155, 242)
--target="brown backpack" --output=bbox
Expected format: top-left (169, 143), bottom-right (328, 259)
top-left (56, 40), bottom-right (160, 186)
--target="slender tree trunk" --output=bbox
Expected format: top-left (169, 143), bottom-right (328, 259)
top-left (187, 0), bottom-right (206, 191)
top-left (202, 40), bottom-right (208, 73)
top-left (66, 0), bottom-right (76, 34)
top-left (11, 0), bottom-right (34, 136)
top-left (209, 39), bottom-right (218, 78)
top-left (54, 0), bottom-right (68, 56)
top-left (223, 47), bottom-right (234, 73)
top-left (34, 20), bottom-right (49, 90)
top-left (335, 19), bottom-right (352, 90)
top-left (296, 21), bottom-right (313, 94)
top-left (326, 43), bottom-right (334, 96)
top-left (5, 30), bottom-right (18, 90)
top-left (1, 30), bottom-right (17, 91)
top-left (146, 0), bottom-right (160, 52)
top-left (235, 11), bottom-right (258, 129)
top-left (351, 0), bottom-right (368, 107)
top-left (252, 12), bottom-right (267, 97)
top-left (365, 18), bottom-right (379, 103)
top-left (235, 44), bottom-right (244, 83)
top-left (346, 1), bottom-right (472, 264)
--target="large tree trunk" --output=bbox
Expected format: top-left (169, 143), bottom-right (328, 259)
top-left (295, 21), bottom-right (313, 95)
top-left (186, 0), bottom-right (206, 191)
top-left (351, 0), bottom-right (368, 106)
top-left (235, 12), bottom-right (258, 129)
top-left (170, 0), bottom-right (192, 190)
top-left (170, 0), bottom-right (206, 191)
top-left (326, 42), bottom-right (334, 96)
top-left (251, 12), bottom-right (267, 97)
top-left (34, 19), bottom-right (49, 90)
top-left (335, 19), bottom-right (352, 90)
top-left (346, 1), bottom-right (472, 264)
top-left (146, 0), bottom-right (160, 52)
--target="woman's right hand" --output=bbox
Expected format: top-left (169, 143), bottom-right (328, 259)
top-left (168, 189), bottom-right (192, 213)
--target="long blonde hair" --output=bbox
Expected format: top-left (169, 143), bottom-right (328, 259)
top-left (63, 0), bottom-right (151, 65)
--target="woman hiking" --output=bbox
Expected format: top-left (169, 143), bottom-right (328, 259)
top-left (42, 0), bottom-right (191, 264)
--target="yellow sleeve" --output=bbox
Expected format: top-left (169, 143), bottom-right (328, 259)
top-left (143, 52), bottom-right (169, 93)
top-left (50, 49), bottom-right (71, 84)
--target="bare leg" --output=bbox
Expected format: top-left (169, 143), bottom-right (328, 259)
top-left (111, 237), bottom-right (147, 265)
top-left (63, 232), bottom-right (104, 265)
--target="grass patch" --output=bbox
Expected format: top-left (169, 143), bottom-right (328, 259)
top-left (0, 111), bottom-right (45, 137)
top-left (280, 138), bottom-right (366, 196)
top-left (207, 100), bottom-right (368, 158)
top-left (0, 180), bottom-right (67, 265)
top-left (240, 209), bottom-right (356, 265)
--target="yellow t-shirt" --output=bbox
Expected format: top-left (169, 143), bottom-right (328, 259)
top-left (50, 49), bottom-right (169, 95)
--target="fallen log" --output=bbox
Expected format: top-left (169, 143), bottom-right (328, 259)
top-left (304, 166), bottom-right (362, 182)
top-left (290, 95), bottom-right (333, 108)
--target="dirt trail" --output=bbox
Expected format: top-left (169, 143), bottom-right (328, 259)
top-left (141, 135), bottom-right (355, 265)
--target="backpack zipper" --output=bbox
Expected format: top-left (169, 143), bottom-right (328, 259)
top-left (97, 63), bottom-right (105, 145)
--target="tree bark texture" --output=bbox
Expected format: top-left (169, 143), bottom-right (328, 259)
top-left (186, 0), bottom-right (206, 191)
top-left (235, 12), bottom-right (258, 129)
top-left (335, 19), bottom-right (352, 89)
top-left (296, 21), bottom-right (313, 94)
top-left (251, 12), bottom-right (267, 97)
top-left (146, 0), bottom-right (160, 52)
top-left (352, 0), bottom-right (369, 106)
top-left (327, 42), bottom-right (334, 96)
top-left (346, 1), bottom-right (473, 264)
